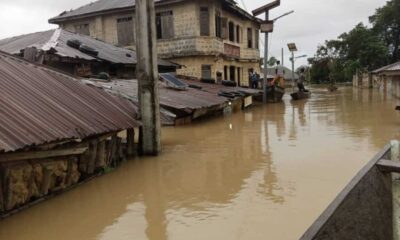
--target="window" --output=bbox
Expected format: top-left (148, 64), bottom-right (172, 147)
top-left (117, 17), bottom-right (135, 46)
top-left (215, 12), bottom-right (222, 38)
top-left (247, 28), bottom-right (253, 48)
top-left (224, 66), bottom-right (228, 80)
top-left (200, 7), bottom-right (210, 36)
top-left (228, 21), bottom-right (235, 42)
top-left (201, 65), bottom-right (212, 79)
top-left (156, 11), bottom-right (174, 40)
top-left (236, 25), bottom-right (241, 43)
top-left (75, 23), bottom-right (90, 36)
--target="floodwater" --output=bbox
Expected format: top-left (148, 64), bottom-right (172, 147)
top-left (1, 87), bottom-right (400, 240)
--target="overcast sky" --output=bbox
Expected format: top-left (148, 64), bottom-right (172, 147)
top-left (0, 0), bottom-right (388, 67)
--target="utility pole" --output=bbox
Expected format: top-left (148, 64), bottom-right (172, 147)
top-left (291, 51), bottom-right (295, 91)
top-left (136, 0), bottom-right (161, 155)
top-left (252, 0), bottom-right (280, 104)
top-left (263, 11), bottom-right (269, 104)
top-left (281, 48), bottom-right (284, 66)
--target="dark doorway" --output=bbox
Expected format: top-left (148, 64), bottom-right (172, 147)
top-left (229, 66), bottom-right (236, 82)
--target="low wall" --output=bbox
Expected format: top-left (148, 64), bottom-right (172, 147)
top-left (0, 131), bottom-right (134, 217)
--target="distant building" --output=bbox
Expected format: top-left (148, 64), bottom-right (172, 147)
top-left (0, 29), bottom-right (178, 79)
top-left (372, 62), bottom-right (400, 97)
top-left (49, 0), bottom-right (262, 86)
top-left (262, 66), bottom-right (299, 87)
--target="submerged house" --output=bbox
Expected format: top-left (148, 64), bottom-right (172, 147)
top-left (0, 29), bottom-right (178, 79)
top-left (0, 51), bottom-right (141, 216)
top-left (49, 0), bottom-right (262, 86)
top-left (372, 62), bottom-right (400, 96)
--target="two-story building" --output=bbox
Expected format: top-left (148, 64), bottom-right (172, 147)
top-left (49, 0), bottom-right (261, 86)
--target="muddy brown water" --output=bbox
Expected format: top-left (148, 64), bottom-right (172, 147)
top-left (1, 87), bottom-right (400, 240)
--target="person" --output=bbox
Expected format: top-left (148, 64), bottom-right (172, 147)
top-left (272, 61), bottom-right (285, 88)
top-left (297, 68), bottom-right (307, 92)
top-left (250, 71), bottom-right (259, 89)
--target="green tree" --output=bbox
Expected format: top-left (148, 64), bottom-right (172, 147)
top-left (370, 0), bottom-right (400, 62)
top-left (309, 23), bottom-right (388, 83)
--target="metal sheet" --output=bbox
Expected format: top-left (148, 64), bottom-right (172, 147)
top-left (0, 51), bottom-right (141, 153)
top-left (0, 29), bottom-right (177, 67)
top-left (90, 79), bottom-right (228, 116)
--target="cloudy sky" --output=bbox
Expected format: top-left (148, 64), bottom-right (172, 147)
top-left (0, 0), bottom-right (388, 67)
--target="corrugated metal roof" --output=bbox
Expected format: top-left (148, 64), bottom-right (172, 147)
top-left (0, 51), bottom-right (141, 153)
top-left (373, 62), bottom-right (400, 74)
top-left (49, 0), bottom-right (253, 24)
top-left (49, 0), bottom-right (158, 22)
top-left (182, 79), bottom-right (262, 96)
top-left (88, 79), bottom-right (228, 117)
top-left (0, 29), bottom-right (176, 67)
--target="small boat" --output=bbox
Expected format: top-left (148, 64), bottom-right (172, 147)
top-left (266, 86), bottom-right (285, 103)
top-left (291, 90), bottom-right (311, 100)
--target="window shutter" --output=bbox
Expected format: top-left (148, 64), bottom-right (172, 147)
top-left (221, 18), bottom-right (228, 40)
top-left (161, 11), bottom-right (174, 39)
top-left (117, 17), bottom-right (134, 46)
top-left (200, 7), bottom-right (210, 36)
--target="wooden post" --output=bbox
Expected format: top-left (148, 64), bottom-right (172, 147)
top-left (391, 140), bottom-right (400, 240)
top-left (127, 128), bottom-right (135, 156)
top-left (135, 0), bottom-right (162, 155)
top-left (0, 168), bottom-right (4, 213)
top-left (96, 141), bottom-right (107, 168)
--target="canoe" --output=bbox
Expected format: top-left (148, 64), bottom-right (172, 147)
top-left (291, 91), bottom-right (311, 100)
top-left (266, 86), bottom-right (285, 103)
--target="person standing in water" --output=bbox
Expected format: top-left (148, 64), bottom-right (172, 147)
top-left (272, 61), bottom-right (285, 87)
top-left (297, 68), bottom-right (307, 92)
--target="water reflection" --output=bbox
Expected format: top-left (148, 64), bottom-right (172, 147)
top-left (1, 87), bottom-right (400, 240)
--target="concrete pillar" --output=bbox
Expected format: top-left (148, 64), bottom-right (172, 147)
top-left (135, 0), bottom-right (162, 155)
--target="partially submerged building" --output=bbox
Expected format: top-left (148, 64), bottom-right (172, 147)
top-left (0, 51), bottom-right (141, 216)
top-left (85, 74), bottom-right (261, 125)
top-left (372, 62), bottom-right (400, 96)
top-left (49, 0), bottom-right (262, 86)
top-left (0, 29), bottom-right (177, 79)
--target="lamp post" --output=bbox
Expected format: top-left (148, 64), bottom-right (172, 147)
top-left (253, 2), bottom-right (294, 104)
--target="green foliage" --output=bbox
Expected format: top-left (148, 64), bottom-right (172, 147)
top-left (370, 0), bottom-right (400, 62)
top-left (267, 56), bottom-right (278, 66)
top-left (310, 1), bottom-right (397, 83)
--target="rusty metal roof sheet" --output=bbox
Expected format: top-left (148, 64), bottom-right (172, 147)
top-left (373, 62), bottom-right (400, 74)
top-left (48, 0), bottom-right (256, 24)
top-left (82, 79), bottom-right (177, 126)
top-left (182, 79), bottom-right (262, 96)
top-left (0, 29), bottom-right (177, 67)
top-left (0, 51), bottom-right (141, 153)
top-left (88, 79), bottom-right (228, 117)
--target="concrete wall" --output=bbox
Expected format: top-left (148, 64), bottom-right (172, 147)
top-left (388, 76), bottom-right (400, 99)
top-left (173, 55), bottom-right (260, 87)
